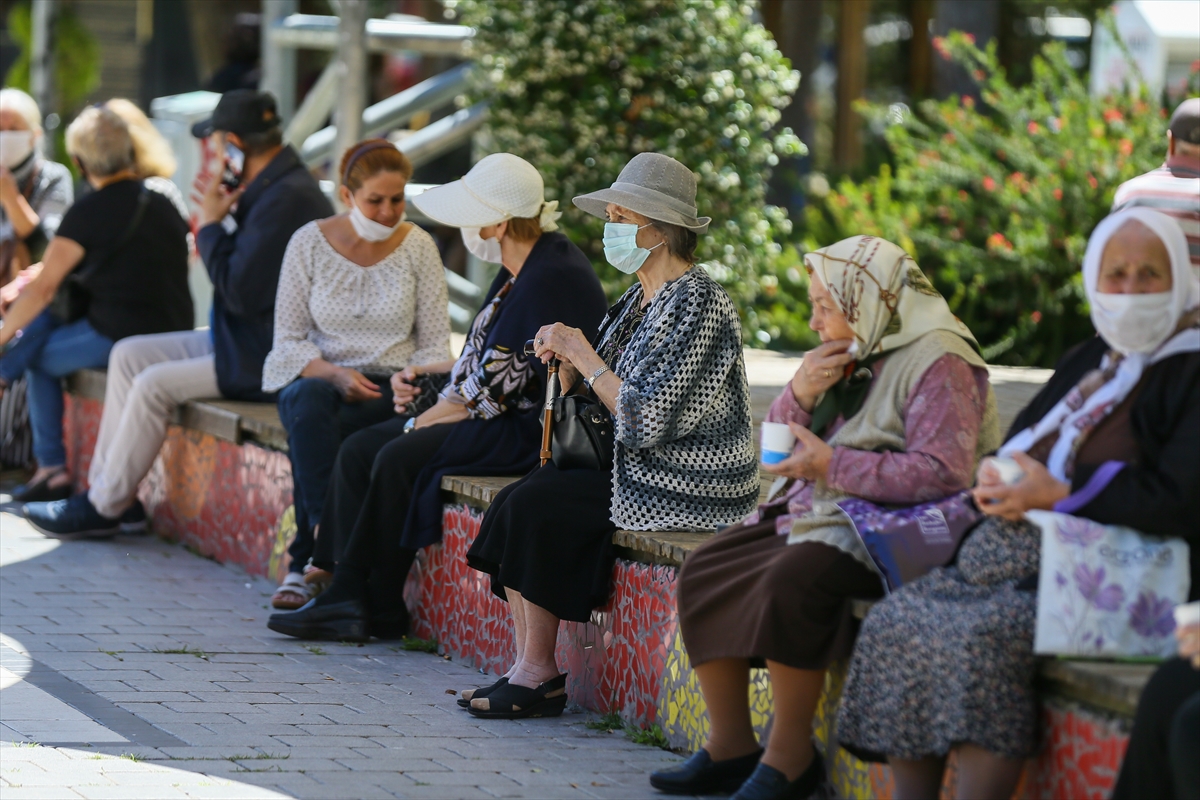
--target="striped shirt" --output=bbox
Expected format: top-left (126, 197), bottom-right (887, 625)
top-left (1112, 155), bottom-right (1200, 279)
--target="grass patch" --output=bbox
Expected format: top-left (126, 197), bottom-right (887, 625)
top-left (302, 645), bottom-right (326, 656)
top-left (398, 636), bottom-right (438, 653)
top-left (119, 752), bottom-right (144, 762)
top-left (152, 646), bottom-right (210, 661)
top-left (585, 711), bottom-right (670, 749)
top-left (98, 648), bottom-right (124, 661)
top-left (13, 741), bottom-right (40, 748)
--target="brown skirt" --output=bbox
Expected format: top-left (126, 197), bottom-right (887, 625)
top-left (678, 519), bottom-right (885, 670)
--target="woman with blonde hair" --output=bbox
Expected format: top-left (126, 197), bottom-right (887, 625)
top-left (102, 99), bottom-right (188, 223)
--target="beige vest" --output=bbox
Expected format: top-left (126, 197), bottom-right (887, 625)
top-left (787, 330), bottom-right (1002, 570)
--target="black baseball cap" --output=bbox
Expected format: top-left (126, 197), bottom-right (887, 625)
top-left (1169, 97), bottom-right (1200, 145)
top-left (191, 90), bottom-right (280, 138)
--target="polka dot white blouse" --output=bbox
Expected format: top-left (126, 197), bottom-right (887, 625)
top-left (262, 221), bottom-right (451, 393)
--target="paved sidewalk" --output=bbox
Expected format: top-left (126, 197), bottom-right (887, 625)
top-left (0, 509), bottom-right (686, 800)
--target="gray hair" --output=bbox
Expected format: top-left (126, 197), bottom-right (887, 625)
top-left (65, 106), bottom-right (135, 178)
top-left (650, 219), bottom-right (698, 264)
top-left (0, 88), bottom-right (42, 132)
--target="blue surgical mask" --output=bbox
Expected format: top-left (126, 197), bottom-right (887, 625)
top-left (603, 221), bottom-right (663, 274)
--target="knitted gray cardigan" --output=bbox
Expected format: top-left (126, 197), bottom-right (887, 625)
top-left (601, 268), bottom-right (759, 531)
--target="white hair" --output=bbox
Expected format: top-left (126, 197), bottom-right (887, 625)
top-left (66, 106), bottom-right (135, 178)
top-left (0, 88), bottom-right (43, 132)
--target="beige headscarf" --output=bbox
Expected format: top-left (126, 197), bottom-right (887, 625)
top-left (804, 235), bottom-right (978, 356)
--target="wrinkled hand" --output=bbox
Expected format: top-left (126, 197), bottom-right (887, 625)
top-left (532, 323), bottom-right (591, 368)
top-left (413, 397), bottom-right (470, 429)
top-left (391, 366), bottom-right (421, 414)
top-left (1177, 621), bottom-right (1200, 668)
top-left (199, 165), bottom-right (245, 227)
top-left (792, 339), bottom-right (856, 411)
top-left (762, 422), bottom-right (834, 483)
top-left (972, 452), bottom-right (1069, 520)
top-left (332, 367), bottom-right (381, 402)
top-left (0, 264), bottom-right (40, 316)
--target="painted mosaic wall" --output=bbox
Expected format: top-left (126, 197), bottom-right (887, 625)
top-left (62, 393), bottom-right (1133, 800)
top-left (63, 395), bottom-right (295, 582)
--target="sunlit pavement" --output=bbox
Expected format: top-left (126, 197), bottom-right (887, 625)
top-left (0, 508), bottom-right (685, 800)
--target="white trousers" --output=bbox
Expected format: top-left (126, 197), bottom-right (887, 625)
top-left (87, 330), bottom-right (219, 518)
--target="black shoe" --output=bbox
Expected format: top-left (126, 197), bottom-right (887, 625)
top-left (730, 751), bottom-right (824, 800)
top-left (369, 609), bottom-right (409, 640)
top-left (458, 677), bottom-right (507, 708)
top-left (118, 500), bottom-right (148, 533)
top-left (649, 747), bottom-right (763, 795)
top-left (466, 673), bottom-right (568, 719)
top-left (12, 470), bottom-right (70, 503)
top-left (267, 596), bottom-right (369, 642)
top-left (24, 494), bottom-right (119, 539)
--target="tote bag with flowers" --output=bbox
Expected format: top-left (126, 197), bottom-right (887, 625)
top-left (1030, 510), bottom-right (1191, 658)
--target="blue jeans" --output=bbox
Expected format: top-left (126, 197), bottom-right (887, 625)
top-left (9, 312), bottom-right (115, 467)
top-left (277, 376), bottom-right (397, 574)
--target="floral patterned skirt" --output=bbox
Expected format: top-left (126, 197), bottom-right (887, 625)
top-left (836, 516), bottom-right (1042, 761)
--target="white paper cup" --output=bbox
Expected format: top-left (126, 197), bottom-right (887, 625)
top-left (982, 456), bottom-right (1025, 486)
top-left (760, 422), bottom-right (796, 465)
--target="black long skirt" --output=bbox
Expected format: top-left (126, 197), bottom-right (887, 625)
top-left (466, 463), bottom-right (616, 623)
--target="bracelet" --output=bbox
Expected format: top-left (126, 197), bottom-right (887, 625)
top-left (584, 365), bottom-right (610, 390)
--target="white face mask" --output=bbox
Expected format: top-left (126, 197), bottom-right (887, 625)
top-left (462, 226), bottom-right (503, 263)
top-left (0, 130), bottom-right (35, 169)
top-left (603, 221), bottom-right (663, 274)
top-left (1090, 291), bottom-right (1177, 355)
top-left (349, 199), bottom-right (403, 242)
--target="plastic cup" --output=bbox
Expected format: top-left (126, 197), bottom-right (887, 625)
top-left (982, 456), bottom-right (1025, 486)
top-left (1175, 602), bottom-right (1200, 629)
top-left (760, 422), bottom-right (796, 465)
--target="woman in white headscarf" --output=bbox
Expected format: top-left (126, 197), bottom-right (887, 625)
top-left (652, 235), bottom-right (1000, 800)
top-left (837, 207), bottom-right (1200, 800)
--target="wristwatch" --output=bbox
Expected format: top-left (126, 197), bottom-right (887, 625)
top-left (402, 417), bottom-right (417, 434)
top-left (584, 365), bottom-right (611, 390)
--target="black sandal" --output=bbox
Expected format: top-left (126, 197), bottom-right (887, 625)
top-left (467, 674), bottom-right (568, 719)
top-left (457, 677), bottom-right (507, 708)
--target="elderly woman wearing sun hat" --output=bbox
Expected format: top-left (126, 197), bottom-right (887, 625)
top-left (456, 152), bottom-right (760, 720)
top-left (266, 152), bottom-right (607, 642)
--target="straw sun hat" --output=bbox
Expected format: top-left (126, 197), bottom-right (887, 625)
top-left (572, 153), bottom-right (710, 233)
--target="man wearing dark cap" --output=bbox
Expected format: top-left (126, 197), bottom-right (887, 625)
top-left (1113, 97), bottom-right (1200, 276)
top-left (25, 90), bottom-right (332, 539)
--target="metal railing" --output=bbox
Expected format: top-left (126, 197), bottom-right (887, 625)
top-left (268, 13), bottom-right (473, 56)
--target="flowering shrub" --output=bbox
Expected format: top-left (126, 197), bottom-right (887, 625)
top-left (443, 0), bottom-right (805, 342)
top-left (804, 33), bottom-right (1175, 366)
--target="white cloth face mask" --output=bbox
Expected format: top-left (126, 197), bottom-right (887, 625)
top-left (603, 221), bottom-right (663, 274)
top-left (1089, 291), bottom-right (1177, 355)
top-left (462, 226), bottom-right (504, 263)
top-left (0, 131), bottom-right (35, 169)
top-left (349, 199), bottom-right (403, 242)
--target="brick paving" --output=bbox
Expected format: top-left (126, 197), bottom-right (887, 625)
top-left (0, 508), bottom-right (687, 800)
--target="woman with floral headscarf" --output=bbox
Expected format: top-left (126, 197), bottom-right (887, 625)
top-left (836, 207), bottom-right (1200, 800)
top-left (651, 235), bottom-right (1000, 800)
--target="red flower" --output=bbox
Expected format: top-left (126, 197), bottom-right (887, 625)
top-left (958, 190), bottom-right (969, 201)
top-left (1027, 121), bottom-right (1040, 134)
top-left (964, 33), bottom-right (976, 44)
top-left (1032, 311), bottom-right (1043, 323)
top-left (982, 176), bottom-right (997, 191)
top-left (1119, 138), bottom-right (1133, 156)
top-left (987, 232), bottom-right (1013, 251)
top-left (933, 36), bottom-right (950, 60)
top-left (1088, 173), bottom-right (1099, 190)
top-left (943, 132), bottom-right (956, 144)
top-left (963, 95), bottom-right (975, 109)
top-left (1103, 108), bottom-right (1124, 123)
top-left (1053, 188), bottom-right (1063, 201)
top-left (973, 69), bottom-right (986, 81)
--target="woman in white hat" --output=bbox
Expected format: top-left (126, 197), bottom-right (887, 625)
top-left (267, 153), bottom-right (607, 642)
top-left (459, 153), bottom-right (760, 720)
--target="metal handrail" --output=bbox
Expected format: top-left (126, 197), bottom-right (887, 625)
top-left (299, 64), bottom-right (474, 167)
top-left (269, 14), bottom-right (473, 56)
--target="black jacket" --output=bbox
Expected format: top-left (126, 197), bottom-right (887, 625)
top-left (1008, 335), bottom-right (1200, 595)
top-left (196, 145), bottom-right (333, 401)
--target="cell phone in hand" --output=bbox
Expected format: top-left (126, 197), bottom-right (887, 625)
top-left (220, 142), bottom-right (244, 190)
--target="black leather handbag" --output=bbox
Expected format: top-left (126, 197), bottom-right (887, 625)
top-left (551, 391), bottom-right (614, 471)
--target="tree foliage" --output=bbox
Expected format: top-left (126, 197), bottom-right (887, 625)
top-left (804, 33), bottom-right (1172, 366)
top-left (444, 0), bottom-right (805, 344)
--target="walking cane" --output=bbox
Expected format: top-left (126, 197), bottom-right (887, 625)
top-left (540, 358), bottom-right (559, 466)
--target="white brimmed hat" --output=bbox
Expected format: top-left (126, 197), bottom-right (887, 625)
top-left (572, 153), bottom-right (711, 233)
top-left (411, 153), bottom-right (557, 228)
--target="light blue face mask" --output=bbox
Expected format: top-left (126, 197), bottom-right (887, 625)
top-left (603, 221), bottom-right (664, 274)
